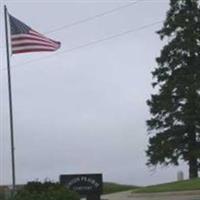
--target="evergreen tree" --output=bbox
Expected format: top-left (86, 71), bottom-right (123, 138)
top-left (146, 0), bottom-right (200, 179)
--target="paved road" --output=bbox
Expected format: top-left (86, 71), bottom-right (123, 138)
top-left (102, 190), bottom-right (200, 200)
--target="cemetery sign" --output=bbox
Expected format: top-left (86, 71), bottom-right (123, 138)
top-left (60, 173), bottom-right (103, 196)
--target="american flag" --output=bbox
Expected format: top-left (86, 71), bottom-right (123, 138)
top-left (9, 14), bottom-right (61, 54)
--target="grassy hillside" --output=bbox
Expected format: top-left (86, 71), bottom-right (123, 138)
top-left (134, 178), bottom-right (200, 193)
top-left (103, 182), bottom-right (139, 194)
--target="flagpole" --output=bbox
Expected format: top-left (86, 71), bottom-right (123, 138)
top-left (4, 5), bottom-right (16, 192)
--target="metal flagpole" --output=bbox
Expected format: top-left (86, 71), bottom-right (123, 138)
top-left (4, 5), bottom-right (16, 192)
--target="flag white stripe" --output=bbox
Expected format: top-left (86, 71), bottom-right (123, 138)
top-left (29, 30), bottom-right (47, 37)
top-left (29, 30), bottom-right (56, 43)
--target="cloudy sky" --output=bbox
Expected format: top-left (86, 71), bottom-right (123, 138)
top-left (1, 0), bottom-right (188, 186)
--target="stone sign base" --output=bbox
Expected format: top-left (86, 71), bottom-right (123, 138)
top-left (87, 194), bottom-right (101, 200)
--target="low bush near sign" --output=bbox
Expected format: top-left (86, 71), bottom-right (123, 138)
top-left (0, 192), bottom-right (5, 200)
top-left (11, 181), bottom-right (79, 200)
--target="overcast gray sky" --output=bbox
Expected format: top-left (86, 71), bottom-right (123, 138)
top-left (1, 0), bottom-right (188, 186)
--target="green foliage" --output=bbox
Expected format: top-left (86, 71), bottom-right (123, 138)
top-left (103, 182), bottom-right (139, 194)
top-left (10, 181), bottom-right (79, 200)
top-left (0, 192), bottom-right (5, 200)
top-left (146, 0), bottom-right (200, 178)
top-left (0, 187), bottom-right (8, 200)
top-left (134, 178), bottom-right (200, 193)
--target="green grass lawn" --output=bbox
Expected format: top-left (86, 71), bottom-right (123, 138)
top-left (134, 178), bottom-right (200, 193)
top-left (103, 182), bottom-right (139, 194)
top-left (0, 183), bottom-right (138, 198)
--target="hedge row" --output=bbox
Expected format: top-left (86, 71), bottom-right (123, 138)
top-left (7, 181), bottom-right (79, 200)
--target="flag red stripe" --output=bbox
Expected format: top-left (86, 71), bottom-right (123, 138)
top-left (12, 36), bottom-right (57, 45)
top-left (12, 41), bottom-right (59, 48)
top-left (12, 44), bottom-right (57, 52)
top-left (12, 44), bottom-right (57, 49)
top-left (13, 48), bottom-right (55, 54)
top-left (12, 34), bottom-right (57, 45)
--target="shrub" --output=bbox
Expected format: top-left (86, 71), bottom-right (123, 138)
top-left (0, 192), bottom-right (5, 200)
top-left (11, 181), bottom-right (79, 200)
